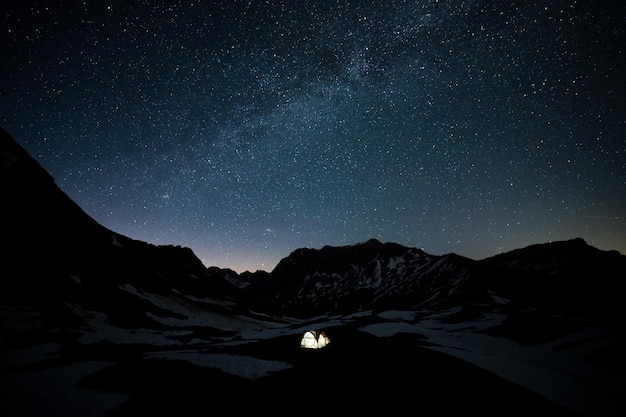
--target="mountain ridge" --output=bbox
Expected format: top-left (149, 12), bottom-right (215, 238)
top-left (234, 235), bottom-right (625, 319)
top-left (3, 125), bottom-right (624, 322)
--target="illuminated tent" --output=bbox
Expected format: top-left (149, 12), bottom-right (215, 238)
top-left (300, 330), bottom-right (330, 349)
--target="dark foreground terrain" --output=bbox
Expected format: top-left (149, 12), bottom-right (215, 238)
top-left (0, 325), bottom-right (586, 417)
top-left (102, 331), bottom-right (584, 416)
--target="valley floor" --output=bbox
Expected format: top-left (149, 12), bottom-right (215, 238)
top-left (1, 308), bottom-right (624, 417)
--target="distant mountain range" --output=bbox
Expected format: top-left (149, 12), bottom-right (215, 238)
top-left (1, 126), bottom-right (625, 417)
top-left (233, 236), bottom-right (626, 320)
top-left (4, 125), bottom-right (624, 323)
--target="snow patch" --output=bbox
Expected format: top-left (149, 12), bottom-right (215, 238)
top-left (360, 310), bottom-right (626, 417)
top-left (146, 351), bottom-right (292, 380)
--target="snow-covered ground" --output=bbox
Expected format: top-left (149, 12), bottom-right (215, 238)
top-left (360, 309), bottom-right (626, 417)
top-left (1, 298), bottom-right (624, 417)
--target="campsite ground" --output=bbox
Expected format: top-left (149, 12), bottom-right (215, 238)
top-left (5, 305), bottom-right (622, 417)
top-left (77, 326), bottom-right (585, 416)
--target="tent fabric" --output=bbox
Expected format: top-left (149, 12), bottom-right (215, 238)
top-left (300, 330), bottom-right (330, 349)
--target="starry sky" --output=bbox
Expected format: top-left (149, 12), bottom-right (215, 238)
top-left (2, 0), bottom-right (625, 273)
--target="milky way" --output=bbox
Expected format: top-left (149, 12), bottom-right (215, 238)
top-left (2, 1), bottom-right (625, 272)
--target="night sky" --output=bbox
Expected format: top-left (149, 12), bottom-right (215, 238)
top-left (2, 1), bottom-right (625, 273)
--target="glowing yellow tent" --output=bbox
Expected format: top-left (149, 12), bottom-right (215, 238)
top-left (300, 330), bottom-right (330, 349)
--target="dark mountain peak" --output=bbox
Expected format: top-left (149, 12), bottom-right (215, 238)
top-left (2, 127), bottom-right (112, 270)
top-left (479, 237), bottom-right (626, 316)
top-left (1, 127), bottom-right (49, 174)
top-left (273, 238), bottom-right (420, 276)
top-left (241, 239), bottom-right (466, 316)
top-left (481, 237), bottom-right (623, 268)
top-left (0, 126), bottom-right (239, 313)
top-left (322, 237), bottom-right (382, 250)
